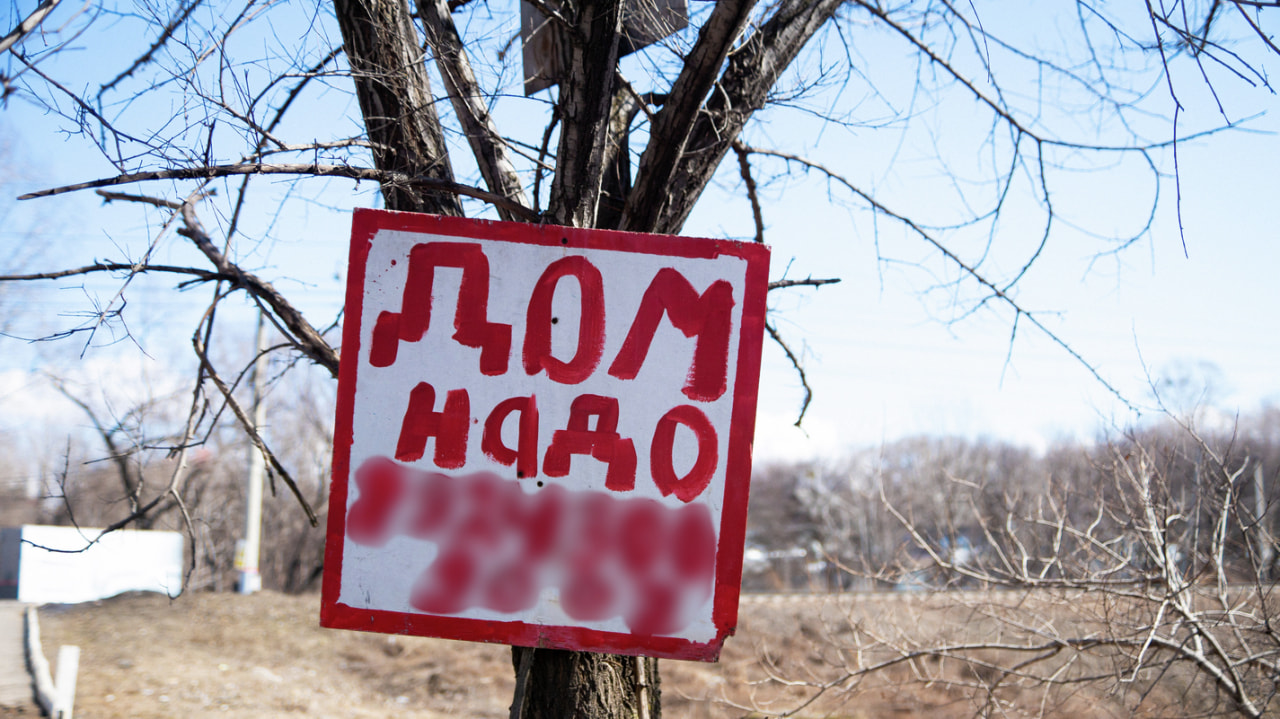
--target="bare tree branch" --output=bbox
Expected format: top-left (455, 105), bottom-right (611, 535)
top-left (765, 321), bottom-right (812, 428)
top-left (175, 200), bottom-right (340, 379)
top-left (627, 0), bottom-right (847, 235)
top-left (192, 330), bottom-right (318, 527)
top-left (768, 277), bottom-right (841, 291)
top-left (97, 0), bottom-right (206, 97)
top-left (417, 0), bottom-right (531, 221)
top-left (738, 143), bottom-right (1138, 413)
top-left (333, 0), bottom-right (462, 215)
top-left (0, 0), bottom-right (63, 55)
top-left (620, 0), bottom-right (756, 232)
top-left (0, 262), bottom-right (225, 284)
top-left (733, 140), bottom-right (765, 244)
top-left (18, 162), bottom-right (540, 221)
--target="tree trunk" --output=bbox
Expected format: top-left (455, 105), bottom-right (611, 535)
top-left (330, 1), bottom-right (842, 715)
top-left (545, 0), bottom-right (625, 228)
top-left (335, 1), bottom-right (655, 715)
top-left (512, 4), bottom-right (665, 714)
top-left (510, 648), bottom-right (660, 719)
top-left (332, 0), bottom-right (462, 215)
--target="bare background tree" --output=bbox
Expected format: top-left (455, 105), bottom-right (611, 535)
top-left (740, 402), bottom-right (1280, 717)
top-left (3, 0), bottom-right (1278, 716)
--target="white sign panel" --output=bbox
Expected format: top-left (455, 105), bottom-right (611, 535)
top-left (322, 210), bottom-right (769, 661)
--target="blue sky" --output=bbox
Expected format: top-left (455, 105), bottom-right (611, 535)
top-left (2, 0), bottom-right (1278, 468)
top-left (737, 112), bottom-right (1280, 460)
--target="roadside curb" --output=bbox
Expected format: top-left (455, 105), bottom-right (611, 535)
top-left (24, 607), bottom-right (77, 719)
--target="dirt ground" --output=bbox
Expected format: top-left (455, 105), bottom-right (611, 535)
top-left (34, 590), bottom-right (1217, 719)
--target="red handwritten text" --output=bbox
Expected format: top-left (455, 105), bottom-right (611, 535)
top-left (369, 241), bottom-right (735, 501)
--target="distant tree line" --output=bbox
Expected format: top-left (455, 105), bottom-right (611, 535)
top-left (744, 406), bottom-right (1280, 717)
top-left (15, 370), bottom-right (1280, 603)
top-left (746, 405), bottom-right (1280, 594)
top-left (15, 386), bottom-right (1280, 715)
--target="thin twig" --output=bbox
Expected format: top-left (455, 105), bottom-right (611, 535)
top-left (733, 140), bottom-right (765, 244)
top-left (193, 332), bottom-right (318, 527)
top-left (766, 320), bottom-right (812, 427)
top-left (19, 162), bottom-right (542, 222)
top-left (769, 277), bottom-right (841, 291)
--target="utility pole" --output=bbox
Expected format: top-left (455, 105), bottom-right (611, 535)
top-left (1255, 461), bottom-right (1274, 581)
top-left (237, 312), bottom-right (269, 594)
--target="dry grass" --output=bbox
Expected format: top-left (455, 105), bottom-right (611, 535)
top-left (36, 589), bottom-right (1240, 718)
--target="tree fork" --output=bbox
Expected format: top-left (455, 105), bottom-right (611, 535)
top-left (624, 0), bottom-right (847, 235)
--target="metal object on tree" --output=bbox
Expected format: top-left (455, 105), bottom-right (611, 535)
top-left (521, 0), bottom-right (690, 95)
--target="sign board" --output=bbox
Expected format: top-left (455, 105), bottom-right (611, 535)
top-left (320, 209), bottom-right (769, 661)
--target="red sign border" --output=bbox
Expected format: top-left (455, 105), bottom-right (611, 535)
top-left (320, 208), bottom-right (770, 662)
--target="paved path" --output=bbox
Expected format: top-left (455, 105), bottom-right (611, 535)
top-left (0, 601), bottom-right (35, 712)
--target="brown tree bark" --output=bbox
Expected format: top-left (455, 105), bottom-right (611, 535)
top-left (510, 649), bottom-right (660, 719)
top-left (546, 0), bottom-right (625, 228)
top-left (332, 0), bottom-right (462, 215)
top-left (623, 0), bottom-right (847, 235)
top-left (510, 4), bottom-right (663, 717)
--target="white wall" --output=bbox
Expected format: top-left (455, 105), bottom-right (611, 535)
top-left (2, 526), bottom-right (183, 604)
